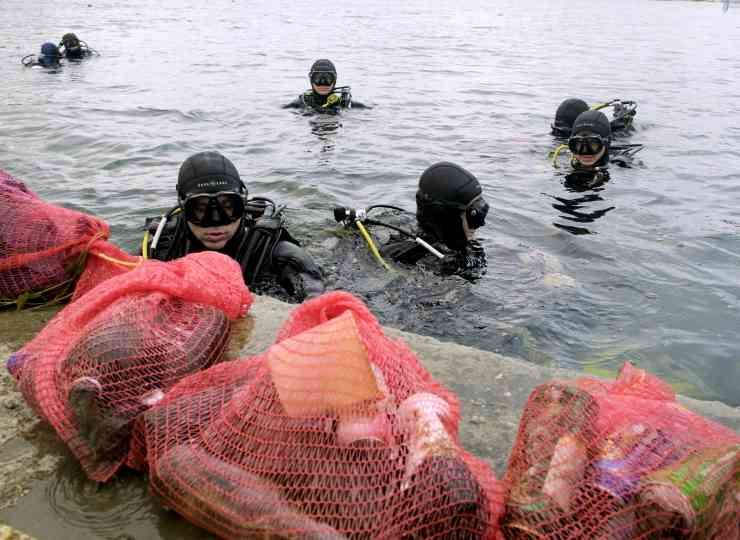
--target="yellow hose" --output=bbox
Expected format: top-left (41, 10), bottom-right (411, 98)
top-left (91, 252), bottom-right (142, 268)
top-left (355, 220), bottom-right (391, 271)
top-left (550, 144), bottom-right (570, 168)
top-left (142, 230), bottom-right (149, 260)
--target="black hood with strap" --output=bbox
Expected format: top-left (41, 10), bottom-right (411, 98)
top-left (416, 162), bottom-right (484, 251)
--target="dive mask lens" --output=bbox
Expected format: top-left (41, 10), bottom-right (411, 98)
top-left (551, 123), bottom-right (571, 137)
top-left (311, 72), bottom-right (336, 86)
top-left (568, 135), bottom-right (605, 156)
top-left (183, 191), bottom-right (244, 227)
top-left (466, 197), bottom-right (489, 229)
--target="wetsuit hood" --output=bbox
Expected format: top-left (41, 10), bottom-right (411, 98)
top-left (60, 33), bottom-right (84, 58)
top-left (416, 162), bottom-right (483, 251)
top-left (177, 151), bottom-right (246, 199)
top-left (572, 110), bottom-right (611, 140)
top-left (309, 59), bottom-right (336, 77)
top-left (39, 42), bottom-right (61, 66)
top-left (553, 98), bottom-right (589, 136)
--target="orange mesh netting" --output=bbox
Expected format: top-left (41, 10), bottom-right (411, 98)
top-left (71, 240), bottom-right (141, 302)
top-left (132, 291), bottom-right (504, 539)
top-left (0, 170), bottom-right (109, 307)
top-left (502, 363), bottom-right (739, 539)
top-left (10, 251), bottom-right (252, 481)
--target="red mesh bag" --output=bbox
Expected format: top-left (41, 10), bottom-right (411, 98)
top-left (72, 240), bottom-right (142, 302)
top-left (132, 291), bottom-right (504, 539)
top-left (11, 251), bottom-right (252, 481)
top-left (502, 362), bottom-right (740, 539)
top-left (0, 170), bottom-right (109, 308)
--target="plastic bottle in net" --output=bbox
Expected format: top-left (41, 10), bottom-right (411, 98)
top-left (502, 362), bottom-right (739, 539)
top-left (11, 251), bottom-right (252, 481)
top-left (134, 291), bottom-right (505, 539)
top-left (0, 170), bottom-right (109, 308)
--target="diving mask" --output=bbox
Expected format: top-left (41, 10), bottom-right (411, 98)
top-left (311, 72), bottom-right (336, 87)
top-left (568, 134), bottom-right (606, 156)
top-left (466, 196), bottom-right (489, 229)
top-left (181, 191), bottom-right (245, 227)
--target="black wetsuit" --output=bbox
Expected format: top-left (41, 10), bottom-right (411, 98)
top-left (144, 213), bottom-right (324, 302)
top-left (63, 48), bottom-right (93, 60)
top-left (373, 216), bottom-right (487, 280)
top-left (284, 88), bottom-right (367, 113)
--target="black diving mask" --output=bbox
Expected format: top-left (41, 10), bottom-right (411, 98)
top-left (181, 191), bottom-right (245, 227)
top-left (551, 123), bottom-right (572, 138)
top-left (466, 196), bottom-right (489, 229)
top-left (568, 134), bottom-right (606, 156)
top-left (311, 72), bottom-right (336, 86)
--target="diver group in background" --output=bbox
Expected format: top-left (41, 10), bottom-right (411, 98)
top-left (17, 39), bottom-right (646, 299)
top-left (550, 97), bottom-right (644, 188)
top-left (21, 33), bottom-right (97, 67)
top-left (545, 98), bottom-right (644, 233)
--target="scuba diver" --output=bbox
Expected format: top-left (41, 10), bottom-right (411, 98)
top-left (550, 109), bottom-right (644, 184)
top-left (21, 42), bottom-right (61, 68)
top-left (569, 110), bottom-right (613, 172)
top-left (59, 33), bottom-right (97, 59)
top-left (284, 59), bottom-right (368, 113)
top-left (142, 151), bottom-right (325, 302)
top-left (551, 97), bottom-right (638, 138)
top-left (333, 162), bottom-right (489, 279)
top-left (547, 110), bottom-right (643, 234)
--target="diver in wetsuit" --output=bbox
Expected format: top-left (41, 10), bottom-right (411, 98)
top-left (568, 110), bottom-right (613, 172)
top-left (551, 97), bottom-right (637, 138)
top-left (21, 42), bottom-right (62, 68)
top-left (284, 59), bottom-right (368, 113)
top-left (142, 151), bottom-right (324, 302)
top-left (550, 109), bottom-right (644, 188)
top-left (571, 110), bottom-right (643, 169)
top-left (548, 110), bottom-right (642, 233)
top-left (59, 33), bottom-right (96, 59)
top-left (334, 162), bottom-right (489, 278)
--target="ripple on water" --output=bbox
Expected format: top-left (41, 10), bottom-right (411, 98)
top-left (46, 464), bottom-right (150, 536)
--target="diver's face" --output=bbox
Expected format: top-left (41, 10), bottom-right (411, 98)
top-left (311, 71), bottom-right (336, 96)
top-left (312, 82), bottom-right (335, 96)
top-left (574, 146), bottom-right (606, 168)
top-left (187, 219), bottom-right (240, 250)
top-left (571, 130), bottom-right (606, 168)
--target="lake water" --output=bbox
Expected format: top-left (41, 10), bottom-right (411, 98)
top-left (3, 0), bottom-right (739, 399)
top-left (1, 0), bottom-right (739, 534)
